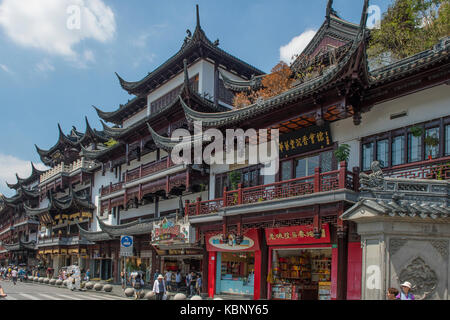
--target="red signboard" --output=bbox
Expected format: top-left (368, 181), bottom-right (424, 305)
top-left (265, 224), bottom-right (331, 246)
top-left (206, 229), bottom-right (260, 252)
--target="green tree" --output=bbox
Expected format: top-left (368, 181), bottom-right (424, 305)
top-left (368, 0), bottom-right (450, 63)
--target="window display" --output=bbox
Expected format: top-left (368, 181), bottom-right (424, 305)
top-left (218, 252), bottom-right (255, 296)
top-left (271, 248), bottom-right (331, 300)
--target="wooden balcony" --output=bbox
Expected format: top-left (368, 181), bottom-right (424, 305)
top-left (124, 157), bottom-right (174, 183)
top-left (100, 157), bottom-right (175, 197)
top-left (382, 156), bottom-right (450, 180)
top-left (186, 161), bottom-right (358, 216)
top-left (40, 158), bottom-right (97, 184)
top-left (101, 181), bottom-right (124, 197)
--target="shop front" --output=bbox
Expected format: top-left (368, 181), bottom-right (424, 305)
top-left (90, 248), bottom-right (113, 280)
top-left (266, 224), bottom-right (336, 300)
top-left (152, 217), bottom-right (204, 278)
top-left (206, 229), bottom-right (262, 300)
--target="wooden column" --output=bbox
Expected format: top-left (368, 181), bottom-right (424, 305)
top-left (202, 248), bottom-right (209, 294)
top-left (214, 62), bottom-right (219, 108)
top-left (259, 228), bottom-right (268, 300)
top-left (336, 203), bottom-right (348, 300)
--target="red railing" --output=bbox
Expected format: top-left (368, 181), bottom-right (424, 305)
top-left (382, 156), bottom-right (450, 180)
top-left (125, 157), bottom-right (174, 183)
top-left (186, 161), bottom-right (358, 216)
top-left (100, 181), bottom-right (123, 197)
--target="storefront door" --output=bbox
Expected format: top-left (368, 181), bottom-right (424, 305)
top-left (206, 229), bottom-right (262, 300)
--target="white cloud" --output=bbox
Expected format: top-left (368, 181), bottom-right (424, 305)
top-left (0, 153), bottom-right (47, 196)
top-left (0, 63), bottom-right (13, 74)
top-left (35, 59), bottom-right (55, 72)
top-left (0, 0), bottom-right (116, 60)
top-left (131, 24), bottom-right (168, 48)
top-left (280, 29), bottom-right (317, 64)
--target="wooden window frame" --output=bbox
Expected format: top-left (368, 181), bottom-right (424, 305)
top-left (360, 116), bottom-right (450, 171)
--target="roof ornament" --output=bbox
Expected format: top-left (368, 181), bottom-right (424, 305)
top-left (359, 0), bottom-right (370, 37)
top-left (326, 0), bottom-right (338, 24)
top-left (196, 4), bottom-right (201, 29)
top-left (213, 39), bottom-right (220, 47)
top-left (359, 161), bottom-right (384, 192)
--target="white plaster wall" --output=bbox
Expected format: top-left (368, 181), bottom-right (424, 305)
top-left (331, 84), bottom-right (450, 170)
top-left (121, 151), bottom-right (158, 173)
top-left (123, 107), bottom-right (148, 128)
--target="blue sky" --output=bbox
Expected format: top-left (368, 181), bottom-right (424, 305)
top-left (0, 0), bottom-right (392, 196)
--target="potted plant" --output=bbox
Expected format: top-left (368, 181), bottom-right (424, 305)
top-left (228, 171), bottom-right (242, 190)
top-left (424, 133), bottom-right (439, 160)
top-left (334, 144), bottom-right (351, 163)
top-left (410, 125), bottom-right (424, 138)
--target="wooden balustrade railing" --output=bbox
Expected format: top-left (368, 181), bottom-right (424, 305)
top-left (124, 157), bottom-right (173, 183)
top-left (382, 156), bottom-right (450, 180)
top-left (186, 161), bottom-right (357, 216)
top-left (40, 158), bottom-right (97, 183)
top-left (100, 157), bottom-right (174, 197)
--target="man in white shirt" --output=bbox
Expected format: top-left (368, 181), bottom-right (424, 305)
top-left (11, 268), bottom-right (18, 285)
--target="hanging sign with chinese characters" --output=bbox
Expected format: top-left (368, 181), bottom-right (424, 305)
top-left (265, 224), bottom-right (330, 246)
top-left (279, 123), bottom-right (332, 158)
top-left (151, 216), bottom-right (191, 246)
top-left (206, 229), bottom-right (260, 252)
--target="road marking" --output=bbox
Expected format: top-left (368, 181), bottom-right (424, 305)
top-left (3, 295), bottom-right (18, 300)
top-left (36, 293), bottom-right (61, 300)
top-left (86, 293), bottom-right (132, 300)
top-left (17, 293), bottom-right (40, 300)
top-left (52, 293), bottom-right (81, 300)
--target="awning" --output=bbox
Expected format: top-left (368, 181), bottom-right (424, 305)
top-left (152, 243), bottom-right (203, 251)
top-left (160, 254), bottom-right (204, 259)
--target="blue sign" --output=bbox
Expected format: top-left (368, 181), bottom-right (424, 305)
top-left (121, 236), bottom-right (133, 248)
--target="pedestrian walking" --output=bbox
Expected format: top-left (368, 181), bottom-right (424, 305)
top-left (387, 288), bottom-right (399, 300)
top-left (188, 271), bottom-right (197, 297)
top-left (85, 269), bottom-right (91, 282)
top-left (196, 273), bottom-right (202, 295)
top-left (121, 269), bottom-right (127, 290)
top-left (396, 282), bottom-right (415, 300)
top-left (175, 270), bottom-right (182, 291)
top-left (165, 270), bottom-right (172, 291)
top-left (153, 269), bottom-right (159, 282)
top-left (11, 268), bottom-right (18, 285)
top-left (132, 272), bottom-right (144, 300)
top-left (153, 274), bottom-right (167, 300)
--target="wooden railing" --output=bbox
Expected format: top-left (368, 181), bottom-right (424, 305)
top-left (186, 161), bottom-right (358, 216)
top-left (124, 157), bottom-right (174, 183)
top-left (382, 156), bottom-right (450, 180)
top-left (100, 181), bottom-right (124, 197)
top-left (40, 158), bottom-right (97, 183)
top-left (100, 157), bottom-right (175, 197)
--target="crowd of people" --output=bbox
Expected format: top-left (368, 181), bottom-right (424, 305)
top-left (386, 282), bottom-right (415, 300)
top-left (121, 268), bottom-right (203, 300)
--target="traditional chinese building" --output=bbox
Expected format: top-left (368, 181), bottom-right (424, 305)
top-left (157, 0), bottom-right (449, 300)
top-left (1, 1), bottom-right (449, 300)
top-left (0, 163), bottom-right (43, 267)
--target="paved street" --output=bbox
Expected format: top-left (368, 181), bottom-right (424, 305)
top-left (0, 280), bottom-right (132, 301)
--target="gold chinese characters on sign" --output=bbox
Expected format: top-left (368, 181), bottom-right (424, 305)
top-left (279, 123), bottom-right (333, 158)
